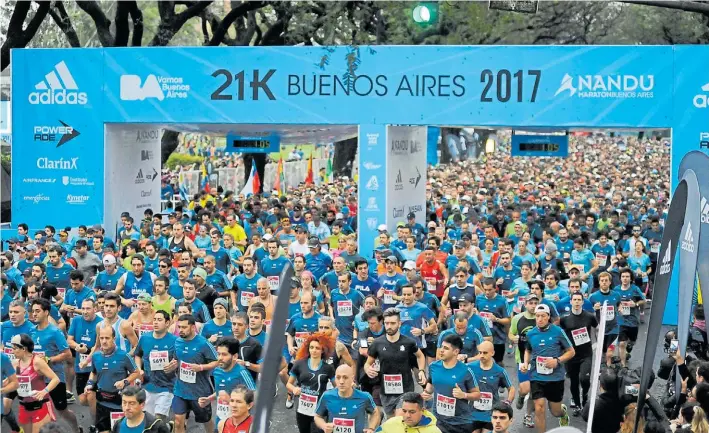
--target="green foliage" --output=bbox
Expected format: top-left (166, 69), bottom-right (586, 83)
top-left (165, 153), bottom-right (203, 171)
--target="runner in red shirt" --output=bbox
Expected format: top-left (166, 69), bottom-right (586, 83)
top-left (418, 247), bottom-right (448, 298)
top-left (219, 386), bottom-right (254, 433)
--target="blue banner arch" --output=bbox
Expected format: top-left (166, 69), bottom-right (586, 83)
top-left (11, 45), bottom-right (709, 325)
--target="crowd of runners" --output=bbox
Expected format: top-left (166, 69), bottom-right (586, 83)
top-left (1, 131), bottom-right (696, 433)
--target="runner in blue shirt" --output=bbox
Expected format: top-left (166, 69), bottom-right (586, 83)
top-left (1, 300), bottom-right (35, 354)
top-left (492, 251), bottom-right (521, 293)
top-left (614, 268), bottom-right (646, 368)
top-left (200, 298), bottom-right (233, 344)
top-left (304, 240), bottom-right (332, 282)
top-left (45, 245), bottom-right (74, 289)
top-left (468, 340), bottom-right (515, 432)
top-left (204, 257), bottom-right (233, 306)
top-left (174, 280), bottom-right (211, 323)
top-left (570, 238), bottom-right (597, 289)
top-left (437, 312), bottom-right (485, 362)
top-left (377, 257), bottom-right (407, 311)
top-left (555, 228), bottom-right (574, 258)
top-left (67, 298), bottom-right (102, 404)
top-left (232, 257), bottom-right (262, 311)
top-left (206, 231), bottom-right (231, 274)
top-left (259, 240), bottom-right (291, 294)
top-left (143, 242), bottom-right (160, 274)
top-left (521, 304), bottom-right (575, 431)
top-left (395, 285), bottom-right (437, 356)
top-left (204, 337), bottom-right (256, 428)
top-left (590, 232), bottom-right (616, 275)
top-left (423, 334), bottom-right (479, 433)
top-left (441, 267), bottom-right (478, 321)
top-left (330, 273), bottom-right (365, 346)
top-left (447, 294), bottom-right (493, 342)
top-left (115, 256), bottom-right (157, 319)
top-left (319, 257), bottom-right (356, 295)
top-left (314, 364), bottom-right (380, 433)
top-left (475, 278), bottom-right (510, 364)
top-left (352, 259), bottom-right (381, 298)
top-left (113, 386), bottom-right (171, 433)
top-left (94, 254), bottom-right (126, 294)
top-left (61, 269), bottom-right (97, 316)
top-left (588, 272), bottom-right (622, 367)
top-left (133, 310), bottom-right (177, 419)
top-left (286, 292), bottom-right (322, 359)
top-left (165, 314), bottom-right (219, 433)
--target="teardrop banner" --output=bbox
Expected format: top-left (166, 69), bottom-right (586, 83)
top-left (585, 301), bottom-right (608, 433)
top-left (251, 262), bottom-right (295, 433)
top-left (634, 179), bottom-right (689, 433)
top-left (675, 170), bottom-right (701, 395)
top-left (679, 152), bottom-right (709, 318)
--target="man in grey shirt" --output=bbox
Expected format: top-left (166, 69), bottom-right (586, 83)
top-left (70, 239), bottom-right (101, 278)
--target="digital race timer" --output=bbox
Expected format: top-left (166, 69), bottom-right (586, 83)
top-left (225, 133), bottom-right (281, 153)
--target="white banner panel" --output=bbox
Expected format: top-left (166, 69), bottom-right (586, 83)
top-left (104, 125), bottom-right (162, 236)
top-left (386, 126), bottom-right (427, 231)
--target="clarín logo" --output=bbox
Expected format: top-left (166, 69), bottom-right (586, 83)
top-left (554, 73), bottom-right (654, 99)
top-left (36, 157), bottom-right (78, 170)
top-left (67, 194), bottom-right (89, 205)
top-left (681, 222), bottom-right (695, 253)
top-left (659, 241), bottom-right (671, 275)
top-left (29, 61), bottom-right (87, 105)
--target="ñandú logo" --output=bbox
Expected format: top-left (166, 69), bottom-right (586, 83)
top-left (554, 73), bottom-right (654, 99)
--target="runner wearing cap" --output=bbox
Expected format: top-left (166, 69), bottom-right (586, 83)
top-left (133, 310), bottom-right (177, 421)
top-left (68, 298), bottom-right (103, 419)
top-left (509, 294), bottom-right (540, 428)
top-left (559, 267), bottom-right (589, 295)
top-left (447, 293), bottom-right (493, 342)
top-left (423, 333), bottom-right (480, 433)
top-left (128, 293), bottom-right (156, 340)
top-left (305, 238), bottom-right (333, 282)
top-left (17, 244), bottom-right (39, 275)
top-left (201, 298), bottom-right (232, 343)
top-left (200, 337), bottom-right (256, 429)
top-left (115, 255), bottom-right (157, 319)
top-left (538, 243), bottom-right (566, 279)
top-left (445, 242), bottom-right (481, 283)
top-left (287, 225), bottom-right (309, 257)
top-left (164, 313), bottom-right (219, 433)
top-left (9, 333), bottom-right (61, 433)
top-left (437, 312), bottom-right (485, 362)
top-left (260, 240), bottom-right (291, 294)
top-left (520, 304), bottom-right (575, 432)
top-left (232, 257), bottom-right (262, 311)
top-left (377, 256), bottom-right (406, 312)
top-left (589, 271), bottom-right (622, 366)
top-left (527, 280), bottom-right (560, 324)
top-left (467, 341), bottom-right (515, 433)
top-left (559, 292), bottom-right (598, 416)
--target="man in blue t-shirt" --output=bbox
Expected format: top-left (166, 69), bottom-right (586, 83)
top-left (396, 285), bottom-right (437, 360)
top-left (305, 238), bottom-right (333, 282)
top-left (467, 340), bottom-right (515, 431)
top-left (475, 278), bottom-right (510, 365)
top-left (232, 257), bottom-right (262, 311)
top-left (521, 304), bottom-right (575, 432)
top-left (614, 268), bottom-right (646, 368)
top-left (314, 364), bottom-right (380, 433)
top-left (67, 298), bottom-right (102, 406)
top-left (165, 313), bottom-right (219, 433)
top-left (330, 273), bottom-right (365, 346)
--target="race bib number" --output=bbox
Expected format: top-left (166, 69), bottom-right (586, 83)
top-left (79, 352), bottom-right (92, 368)
top-left (240, 291), bottom-right (254, 307)
top-left (3, 347), bottom-right (15, 362)
top-left (359, 338), bottom-right (368, 349)
top-left (216, 398), bottom-right (231, 420)
top-left (473, 391), bottom-right (493, 411)
top-left (501, 290), bottom-right (512, 299)
top-left (297, 393), bottom-right (318, 417)
top-left (620, 301), bottom-right (633, 316)
top-left (34, 351), bottom-right (45, 359)
top-left (436, 394), bottom-right (456, 417)
top-left (479, 311), bottom-right (494, 328)
top-left (517, 296), bottom-right (526, 308)
top-left (138, 324), bottom-right (154, 338)
top-left (571, 328), bottom-right (591, 346)
top-left (295, 332), bottom-right (309, 347)
top-left (383, 290), bottom-right (395, 305)
top-left (425, 278), bottom-right (437, 291)
top-left (267, 276), bottom-right (280, 292)
top-left (150, 351), bottom-right (169, 371)
top-left (333, 418), bottom-right (355, 433)
top-left (179, 362), bottom-right (196, 383)
top-left (110, 412), bottom-right (124, 429)
top-left (17, 376), bottom-right (32, 398)
top-left (383, 374), bottom-right (404, 394)
top-left (651, 243), bottom-right (660, 254)
top-left (536, 357), bottom-right (553, 375)
top-left (595, 253), bottom-right (608, 265)
top-left (56, 287), bottom-right (66, 299)
top-left (336, 300), bottom-right (353, 317)
top-left (604, 305), bottom-right (615, 321)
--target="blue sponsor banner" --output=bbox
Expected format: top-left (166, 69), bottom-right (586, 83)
top-left (225, 133), bottom-right (280, 154)
top-left (511, 133), bottom-right (568, 157)
top-left (358, 124), bottom-right (387, 256)
top-left (427, 126), bottom-right (440, 166)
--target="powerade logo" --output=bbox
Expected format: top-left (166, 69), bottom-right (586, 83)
top-left (682, 222), bottom-right (695, 253)
top-left (554, 73), bottom-right (654, 99)
top-left (36, 157), bottom-right (78, 170)
top-left (29, 61), bottom-right (88, 105)
top-left (33, 121), bottom-right (80, 147)
top-left (700, 132), bottom-right (709, 149)
top-left (659, 241), bottom-right (671, 275)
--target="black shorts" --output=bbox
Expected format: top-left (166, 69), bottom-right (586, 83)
top-left (493, 343), bottom-right (506, 364)
top-left (96, 403), bottom-right (122, 432)
top-left (172, 395), bottom-right (212, 423)
top-left (76, 372), bottom-right (90, 395)
top-left (4, 391), bottom-right (18, 400)
top-left (619, 326), bottom-right (639, 343)
top-left (421, 342), bottom-right (437, 358)
top-left (471, 421), bottom-right (493, 431)
top-left (49, 382), bottom-right (68, 410)
top-left (437, 419), bottom-right (474, 433)
top-left (603, 333), bottom-right (619, 352)
top-left (530, 380), bottom-right (565, 403)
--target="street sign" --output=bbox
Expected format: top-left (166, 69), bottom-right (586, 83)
top-left (489, 1), bottom-right (539, 14)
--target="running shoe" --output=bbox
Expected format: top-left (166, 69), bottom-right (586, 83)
top-left (523, 414), bottom-right (534, 428)
top-left (66, 391), bottom-right (76, 403)
top-left (285, 393), bottom-right (294, 409)
top-left (516, 394), bottom-right (525, 410)
top-left (559, 404), bottom-right (570, 427)
top-left (572, 405), bottom-right (582, 417)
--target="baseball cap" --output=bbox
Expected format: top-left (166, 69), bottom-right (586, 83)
top-left (102, 254), bottom-right (117, 266)
top-left (7, 237), bottom-right (18, 244)
top-left (384, 255), bottom-right (397, 263)
top-left (136, 293), bottom-right (152, 303)
top-left (25, 244), bottom-right (37, 252)
top-left (10, 334), bottom-right (25, 348)
top-left (396, 222), bottom-right (406, 228)
top-left (545, 242), bottom-right (558, 253)
top-left (455, 241), bottom-right (466, 249)
top-left (568, 266), bottom-right (581, 273)
top-left (262, 233), bottom-right (273, 241)
top-left (459, 293), bottom-right (475, 304)
top-left (535, 304), bottom-right (551, 315)
top-left (407, 212), bottom-right (416, 219)
top-left (192, 267), bottom-right (208, 280)
top-left (377, 224), bottom-right (388, 232)
top-left (307, 238), bottom-right (320, 248)
top-left (403, 261), bottom-right (416, 271)
top-left (295, 226), bottom-right (307, 233)
top-left (525, 294), bottom-right (540, 303)
top-left (213, 298), bottom-right (229, 310)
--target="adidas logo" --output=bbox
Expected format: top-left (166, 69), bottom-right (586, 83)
top-left (659, 241), bottom-right (672, 275)
top-left (29, 61), bottom-right (87, 105)
top-left (701, 197), bottom-right (709, 224)
top-left (681, 222), bottom-right (696, 253)
top-left (395, 170), bottom-right (403, 191)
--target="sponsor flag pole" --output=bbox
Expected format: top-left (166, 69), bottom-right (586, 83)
top-left (586, 301), bottom-right (608, 433)
top-left (634, 180), bottom-right (689, 433)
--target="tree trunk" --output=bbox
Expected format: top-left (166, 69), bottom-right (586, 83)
top-left (333, 137), bottom-right (357, 178)
top-left (161, 130), bottom-right (180, 165)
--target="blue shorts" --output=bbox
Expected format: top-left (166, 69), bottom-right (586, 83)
top-left (517, 365), bottom-right (531, 383)
top-left (172, 395), bottom-right (212, 423)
